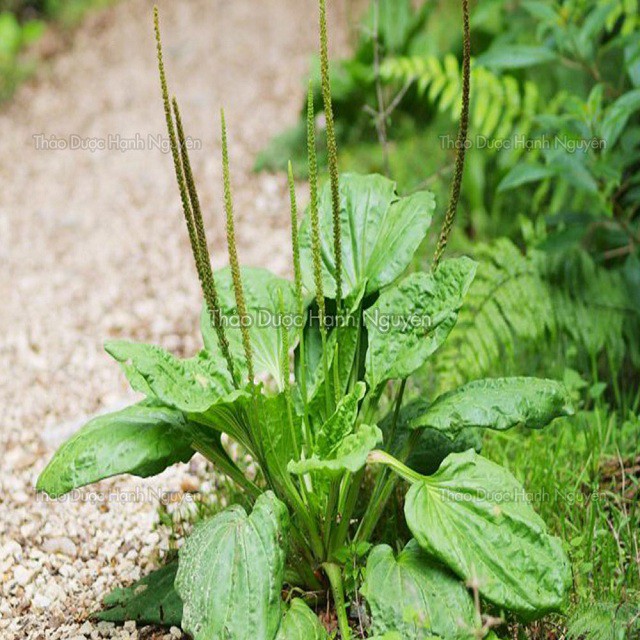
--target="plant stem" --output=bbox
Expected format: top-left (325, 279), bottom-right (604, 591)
top-left (354, 379), bottom-right (406, 535)
top-left (323, 563), bottom-right (351, 640)
top-left (191, 438), bottom-right (260, 499)
top-left (355, 431), bottom-right (421, 543)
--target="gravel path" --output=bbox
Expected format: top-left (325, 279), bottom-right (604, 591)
top-left (0, 1), bottom-right (346, 637)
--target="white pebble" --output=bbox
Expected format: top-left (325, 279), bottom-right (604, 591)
top-left (42, 536), bottom-right (78, 558)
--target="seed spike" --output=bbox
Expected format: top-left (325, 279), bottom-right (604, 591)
top-left (307, 86), bottom-right (325, 324)
top-left (308, 86), bottom-right (333, 416)
top-left (318, 0), bottom-right (342, 309)
top-left (220, 109), bottom-right (254, 383)
top-left (288, 161), bottom-right (304, 317)
top-left (154, 8), bottom-right (195, 255)
top-left (154, 7), bottom-right (237, 386)
top-left (172, 99), bottom-right (237, 387)
top-left (433, 0), bottom-right (471, 268)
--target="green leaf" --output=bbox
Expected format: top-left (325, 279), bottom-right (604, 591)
top-left (365, 258), bottom-right (477, 389)
top-left (477, 45), bottom-right (556, 70)
top-left (36, 403), bottom-right (193, 498)
top-left (361, 541), bottom-right (477, 639)
top-left (94, 562), bottom-right (182, 627)
top-left (175, 491), bottom-right (289, 640)
top-left (315, 382), bottom-right (366, 458)
top-left (601, 89), bottom-right (640, 148)
top-left (497, 164), bottom-right (554, 192)
top-left (288, 424), bottom-right (382, 478)
top-left (410, 377), bottom-right (573, 437)
top-left (380, 399), bottom-right (481, 476)
top-left (275, 599), bottom-right (328, 640)
top-left (404, 450), bottom-right (572, 617)
top-left (297, 290), bottom-right (364, 423)
top-left (193, 389), bottom-right (300, 476)
top-left (105, 341), bottom-right (234, 413)
top-left (300, 173), bottom-right (435, 300)
top-left (201, 266), bottom-right (300, 387)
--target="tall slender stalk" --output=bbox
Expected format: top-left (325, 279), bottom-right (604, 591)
top-left (307, 86), bottom-right (332, 417)
top-left (288, 161), bottom-right (304, 319)
top-left (220, 109), bottom-right (255, 384)
top-left (318, 0), bottom-right (342, 310)
top-left (154, 8), bottom-right (237, 386)
top-left (432, 0), bottom-right (471, 268)
top-left (288, 162), bottom-right (313, 448)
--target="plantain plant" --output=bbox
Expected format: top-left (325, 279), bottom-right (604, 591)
top-left (37, 2), bottom-right (575, 638)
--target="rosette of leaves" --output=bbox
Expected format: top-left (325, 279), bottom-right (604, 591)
top-left (37, 2), bottom-right (574, 638)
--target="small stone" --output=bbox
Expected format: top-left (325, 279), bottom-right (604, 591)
top-left (170, 627), bottom-right (182, 638)
top-left (42, 536), bottom-right (78, 558)
top-left (13, 565), bottom-right (33, 586)
top-left (79, 621), bottom-right (93, 634)
top-left (32, 593), bottom-right (52, 609)
top-left (180, 475), bottom-right (199, 493)
top-left (123, 620), bottom-right (136, 631)
top-left (0, 539), bottom-right (21, 561)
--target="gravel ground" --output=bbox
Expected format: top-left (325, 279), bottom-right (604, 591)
top-left (0, 1), bottom-right (347, 637)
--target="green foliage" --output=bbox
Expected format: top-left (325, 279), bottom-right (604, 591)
top-left (431, 238), bottom-right (640, 392)
top-left (402, 450), bottom-right (572, 617)
top-left (37, 4), bottom-right (576, 638)
top-left (567, 601), bottom-right (640, 640)
top-left (365, 257), bottom-right (476, 389)
top-left (299, 173), bottom-right (435, 300)
top-left (276, 599), bottom-right (329, 640)
top-left (175, 492), bottom-right (289, 640)
top-left (483, 407), bottom-right (640, 637)
top-left (381, 54), bottom-right (543, 151)
top-left (94, 562), bottom-right (182, 627)
top-left (411, 377), bottom-right (573, 435)
top-left (36, 403), bottom-right (194, 498)
top-left (361, 540), bottom-right (477, 639)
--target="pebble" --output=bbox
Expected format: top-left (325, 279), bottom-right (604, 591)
top-left (42, 536), bottom-right (78, 558)
top-left (14, 565), bottom-right (34, 586)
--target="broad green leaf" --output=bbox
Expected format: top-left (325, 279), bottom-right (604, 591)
top-left (288, 424), bottom-right (382, 478)
top-left (365, 258), bottom-right (477, 389)
top-left (257, 392), bottom-right (303, 481)
top-left (275, 599), bottom-right (328, 640)
top-left (477, 45), bottom-right (556, 70)
top-left (192, 389), bottom-right (301, 476)
top-left (175, 491), bottom-right (289, 640)
top-left (95, 562), bottom-right (182, 627)
top-left (404, 450), bottom-right (572, 617)
top-left (105, 341), bottom-right (234, 413)
top-left (297, 286), bottom-right (365, 423)
top-left (201, 266), bottom-right (300, 387)
top-left (361, 541), bottom-right (477, 639)
top-left (410, 378), bottom-right (573, 437)
top-left (37, 403), bottom-right (193, 498)
top-left (300, 173), bottom-right (435, 300)
top-left (315, 382), bottom-right (366, 458)
top-left (380, 399), bottom-right (481, 476)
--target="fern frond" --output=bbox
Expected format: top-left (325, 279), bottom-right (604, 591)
top-left (380, 55), bottom-right (548, 149)
top-left (433, 239), bottom-right (640, 391)
top-left (433, 238), bottom-right (554, 391)
top-left (567, 599), bottom-right (640, 640)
